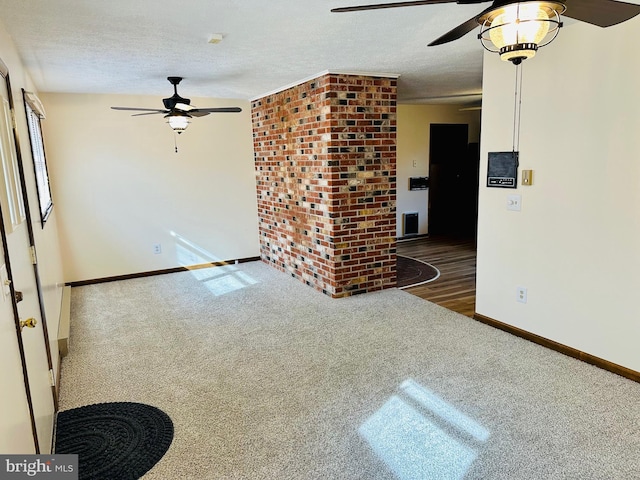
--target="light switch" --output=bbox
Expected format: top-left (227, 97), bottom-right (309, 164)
top-left (507, 194), bottom-right (521, 211)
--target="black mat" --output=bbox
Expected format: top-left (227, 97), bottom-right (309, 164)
top-left (397, 255), bottom-right (439, 288)
top-left (54, 402), bottom-right (174, 480)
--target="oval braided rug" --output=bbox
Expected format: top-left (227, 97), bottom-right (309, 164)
top-left (54, 402), bottom-right (174, 480)
top-left (396, 255), bottom-right (440, 289)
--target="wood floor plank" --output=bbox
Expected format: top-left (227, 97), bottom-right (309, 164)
top-left (397, 235), bottom-right (477, 317)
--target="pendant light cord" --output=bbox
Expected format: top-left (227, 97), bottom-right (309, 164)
top-left (174, 132), bottom-right (178, 153)
top-left (512, 63), bottom-right (523, 152)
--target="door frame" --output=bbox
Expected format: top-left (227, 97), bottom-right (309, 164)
top-left (4, 63), bottom-right (57, 410)
top-left (0, 56), bottom-right (56, 452)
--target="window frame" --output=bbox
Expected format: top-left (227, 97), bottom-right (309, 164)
top-left (22, 89), bottom-right (53, 226)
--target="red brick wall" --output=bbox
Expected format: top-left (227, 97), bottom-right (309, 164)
top-left (252, 73), bottom-right (396, 297)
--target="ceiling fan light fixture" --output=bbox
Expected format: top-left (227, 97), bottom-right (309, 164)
top-left (165, 112), bottom-right (191, 134)
top-left (478, 1), bottom-right (565, 65)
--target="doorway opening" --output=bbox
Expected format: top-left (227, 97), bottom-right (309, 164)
top-left (428, 124), bottom-right (479, 238)
top-left (398, 124), bottom-right (479, 317)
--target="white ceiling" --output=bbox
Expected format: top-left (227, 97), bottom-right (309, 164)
top-left (0, 0), bottom-right (487, 104)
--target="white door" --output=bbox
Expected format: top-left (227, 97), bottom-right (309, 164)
top-left (5, 224), bottom-right (55, 454)
top-left (0, 260), bottom-right (35, 453)
top-left (0, 59), bottom-right (55, 453)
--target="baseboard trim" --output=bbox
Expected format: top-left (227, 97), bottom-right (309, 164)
top-left (66, 256), bottom-right (261, 287)
top-left (473, 313), bottom-right (640, 383)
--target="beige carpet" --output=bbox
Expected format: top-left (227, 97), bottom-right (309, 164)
top-left (59, 261), bottom-right (640, 479)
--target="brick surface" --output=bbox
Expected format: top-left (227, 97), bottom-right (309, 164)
top-left (252, 73), bottom-right (397, 297)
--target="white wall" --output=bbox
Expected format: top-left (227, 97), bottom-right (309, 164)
top-left (42, 97), bottom-right (482, 281)
top-left (477, 17), bottom-right (640, 371)
top-left (396, 104), bottom-right (481, 237)
top-left (41, 92), bottom-right (259, 283)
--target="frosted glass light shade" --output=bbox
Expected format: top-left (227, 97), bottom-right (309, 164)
top-left (166, 114), bottom-right (190, 133)
top-left (490, 5), bottom-right (549, 60)
top-left (479, 2), bottom-right (565, 64)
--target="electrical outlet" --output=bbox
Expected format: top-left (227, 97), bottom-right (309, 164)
top-left (517, 286), bottom-right (527, 304)
top-left (153, 243), bottom-right (162, 255)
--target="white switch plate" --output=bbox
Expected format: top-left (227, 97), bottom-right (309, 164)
top-left (507, 194), bottom-right (522, 211)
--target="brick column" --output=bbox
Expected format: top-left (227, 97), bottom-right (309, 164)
top-left (252, 73), bottom-right (396, 297)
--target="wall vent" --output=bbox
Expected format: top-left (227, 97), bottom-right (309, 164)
top-left (403, 212), bottom-right (419, 236)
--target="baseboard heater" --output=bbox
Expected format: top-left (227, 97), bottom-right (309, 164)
top-left (58, 286), bottom-right (71, 357)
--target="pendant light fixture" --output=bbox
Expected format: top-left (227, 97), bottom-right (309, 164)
top-left (165, 111), bottom-right (191, 134)
top-left (478, 1), bottom-right (565, 65)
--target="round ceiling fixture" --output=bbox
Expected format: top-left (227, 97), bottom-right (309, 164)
top-left (478, 2), bottom-right (565, 65)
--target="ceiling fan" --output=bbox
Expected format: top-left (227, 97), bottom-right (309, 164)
top-left (111, 77), bottom-right (242, 133)
top-left (332, 0), bottom-right (640, 63)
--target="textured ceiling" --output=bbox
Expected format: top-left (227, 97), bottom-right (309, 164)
top-left (0, 0), bottom-right (487, 104)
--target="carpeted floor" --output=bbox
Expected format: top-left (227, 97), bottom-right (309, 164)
top-left (59, 261), bottom-right (640, 479)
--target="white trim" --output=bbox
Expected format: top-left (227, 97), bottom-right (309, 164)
top-left (23, 91), bottom-right (46, 118)
top-left (250, 70), bottom-right (401, 101)
top-left (400, 92), bottom-right (483, 105)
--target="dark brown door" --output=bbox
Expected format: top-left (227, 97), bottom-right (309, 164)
top-left (428, 124), bottom-right (478, 237)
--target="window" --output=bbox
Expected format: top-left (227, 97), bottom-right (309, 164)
top-left (23, 90), bottom-right (53, 224)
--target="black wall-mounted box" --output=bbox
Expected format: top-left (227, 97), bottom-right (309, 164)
top-left (487, 151), bottom-right (518, 188)
top-left (409, 177), bottom-right (429, 190)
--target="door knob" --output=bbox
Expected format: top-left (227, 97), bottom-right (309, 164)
top-left (19, 317), bottom-right (37, 331)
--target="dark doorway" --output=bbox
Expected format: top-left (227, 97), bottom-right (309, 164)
top-left (428, 124), bottom-right (479, 237)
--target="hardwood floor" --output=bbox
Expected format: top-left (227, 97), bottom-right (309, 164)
top-left (397, 235), bottom-right (477, 317)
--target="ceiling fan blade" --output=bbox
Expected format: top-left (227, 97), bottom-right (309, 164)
top-left (188, 107), bottom-right (243, 118)
top-left (428, 13), bottom-right (482, 45)
top-left (174, 103), bottom-right (194, 112)
top-left (563, 0), bottom-right (640, 27)
top-left (131, 111), bottom-right (168, 117)
top-left (111, 107), bottom-right (167, 113)
top-left (331, 0), bottom-right (457, 13)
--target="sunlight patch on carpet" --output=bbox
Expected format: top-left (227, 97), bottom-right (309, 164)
top-left (359, 379), bottom-right (489, 479)
top-left (400, 379), bottom-right (489, 442)
top-left (200, 265), bottom-right (259, 296)
top-left (171, 231), bottom-right (259, 295)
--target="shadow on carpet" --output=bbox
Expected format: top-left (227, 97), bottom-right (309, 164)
top-left (397, 255), bottom-right (440, 289)
top-left (54, 402), bottom-right (173, 480)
